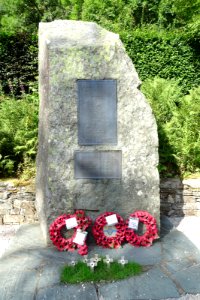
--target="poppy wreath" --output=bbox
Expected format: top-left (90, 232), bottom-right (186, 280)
top-left (125, 210), bottom-right (159, 247)
top-left (92, 212), bottom-right (126, 249)
top-left (49, 210), bottom-right (92, 256)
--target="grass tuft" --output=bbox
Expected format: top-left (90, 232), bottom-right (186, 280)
top-left (60, 259), bottom-right (142, 284)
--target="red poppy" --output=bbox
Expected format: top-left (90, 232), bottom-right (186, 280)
top-left (92, 212), bottom-right (126, 249)
top-left (125, 210), bottom-right (159, 247)
top-left (49, 210), bottom-right (91, 255)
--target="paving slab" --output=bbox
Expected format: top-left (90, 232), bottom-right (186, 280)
top-left (98, 267), bottom-right (180, 300)
top-left (161, 230), bottom-right (200, 261)
top-left (5, 223), bottom-right (45, 254)
top-left (161, 216), bottom-right (200, 251)
top-left (0, 269), bottom-right (37, 300)
top-left (0, 217), bottom-right (200, 300)
top-left (0, 225), bottom-right (20, 258)
top-left (37, 262), bottom-right (63, 290)
top-left (164, 257), bottom-right (196, 274)
top-left (1, 290), bottom-right (36, 300)
top-left (36, 283), bottom-right (98, 300)
top-left (172, 264), bottom-right (200, 294)
top-left (164, 294), bottom-right (200, 300)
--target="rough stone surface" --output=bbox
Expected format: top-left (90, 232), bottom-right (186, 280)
top-left (98, 267), bottom-right (180, 299)
top-left (3, 214), bottom-right (24, 224)
top-left (160, 178), bottom-right (200, 217)
top-left (1, 176), bottom-right (200, 227)
top-left (37, 20), bottom-right (160, 243)
top-left (165, 296), bottom-right (200, 300)
top-left (36, 284), bottom-right (98, 300)
top-left (0, 181), bottom-right (38, 225)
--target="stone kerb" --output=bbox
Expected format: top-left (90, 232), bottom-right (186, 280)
top-left (36, 20), bottom-right (160, 244)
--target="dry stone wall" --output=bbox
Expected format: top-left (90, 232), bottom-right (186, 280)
top-left (0, 178), bottom-right (200, 225)
top-left (160, 178), bottom-right (200, 217)
top-left (0, 181), bottom-right (38, 225)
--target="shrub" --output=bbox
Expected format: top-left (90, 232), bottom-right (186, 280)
top-left (0, 85), bottom-right (38, 177)
top-left (167, 86), bottom-right (200, 174)
top-left (121, 27), bottom-right (200, 94)
top-left (141, 77), bottom-right (182, 176)
top-left (0, 33), bottom-right (38, 96)
top-left (142, 77), bottom-right (200, 176)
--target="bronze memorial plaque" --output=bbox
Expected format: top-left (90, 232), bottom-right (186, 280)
top-left (74, 151), bottom-right (122, 179)
top-left (77, 79), bottom-right (117, 145)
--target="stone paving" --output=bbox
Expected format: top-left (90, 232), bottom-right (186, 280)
top-left (0, 216), bottom-right (200, 299)
top-left (0, 225), bottom-right (20, 258)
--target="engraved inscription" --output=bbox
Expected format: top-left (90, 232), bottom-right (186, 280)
top-left (77, 80), bottom-right (117, 145)
top-left (74, 151), bottom-right (122, 179)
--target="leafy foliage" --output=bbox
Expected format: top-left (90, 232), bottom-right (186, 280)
top-left (0, 85), bottom-right (38, 177)
top-left (0, 0), bottom-right (69, 34)
top-left (166, 86), bottom-right (200, 174)
top-left (142, 78), bottom-right (200, 176)
top-left (121, 27), bottom-right (200, 93)
top-left (0, 0), bottom-right (200, 177)
top-left (158, 0), bottom-right (200, 28)
top-left (0, 32), bottom-right (38, 95)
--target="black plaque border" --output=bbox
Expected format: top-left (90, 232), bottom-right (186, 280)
top-left (74, 150), bottom-right (122, 179)
top-left (77, 79), bottom-right (117, 145)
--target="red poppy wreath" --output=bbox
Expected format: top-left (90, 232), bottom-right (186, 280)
top-left (49, 210), bottom-right (91, 255)
top-left (125, 210), bottom-right (159, 247)
top-left (92, 212), bottom-right (126, 249)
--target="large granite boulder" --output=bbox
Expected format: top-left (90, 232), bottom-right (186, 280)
top-left (37, 20), bottom-right (160, 243)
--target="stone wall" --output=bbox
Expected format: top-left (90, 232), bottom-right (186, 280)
top-left (1, 178), bottom-right (199, 225)
top-left (0, 181), bottom-right (38, 225)
top-left (160, 178), bottom-right (200, 217)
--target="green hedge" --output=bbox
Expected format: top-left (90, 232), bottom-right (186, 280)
top-left (1, 27), bottom-right (200, 96)
top-left (0, 24), bottom-right (200, 177)
top-left (0, 33), bottom-right (38, 96)
top-left (121, 28), bottom-right (200, 93)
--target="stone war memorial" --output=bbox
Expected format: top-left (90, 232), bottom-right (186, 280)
top-left (36, 20), bottom-right (160, 244)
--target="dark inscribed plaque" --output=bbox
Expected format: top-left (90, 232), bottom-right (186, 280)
top-left (74, 151), bottom-right (122, 179)
top-left (77, 80), bottom-right (117, 145)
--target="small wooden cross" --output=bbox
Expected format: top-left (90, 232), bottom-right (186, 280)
top-left (70, 260), bottom-right (77, 267)
top-left (118, 256), bottom-right (128, 266)
top-left (93, 254), bottom-right (101, 263)
top-left (87, 260), bottom-right (97, 271)
top-left (103, 255), bottom-right (113, 267)
top-left (82, 255), bottom-right (88, 263)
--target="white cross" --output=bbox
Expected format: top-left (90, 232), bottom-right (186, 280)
top-left (87, 260), bottom-right (97, 271)
top-left (70, 260), bottom-right (77, 267)
top-left (103, 255), bottom-right (113, 266)
top-left (82, 255), bottom-right (88, 263)
top-left (93, 254), bottom-right (101, 263)
top-left (118, 256), bottom-right (128, 266)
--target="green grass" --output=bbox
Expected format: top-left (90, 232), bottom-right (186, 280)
top-left (60, 259), bottom-right (142, 284)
